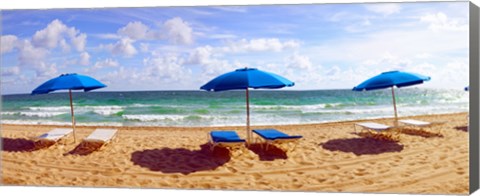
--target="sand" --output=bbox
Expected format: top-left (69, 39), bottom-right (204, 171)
top-left (1, 112), bottom-right (469, 194)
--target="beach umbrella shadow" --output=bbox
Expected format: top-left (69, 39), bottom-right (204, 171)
top-left (247, 143), bottom-right (288, 161)
top-left (64, 141), bottom-right (104, 156)
top-left (2, 137), bottom-right (54, 152)
top-left (455, 126), bottom-right (468, 132)
top-left (130, 143), bottom-right (231, 175)
top-left (399, 128), bottom-right (443, 138)
top-left (320, 137), bottom-right (404, 156)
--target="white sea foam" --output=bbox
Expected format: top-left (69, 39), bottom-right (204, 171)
top-left (85, 106), bottom-right (124, 116)
top-left (28, 105), bottom-right (125, 116)
top-left (27, 106), bottom-right (71, 112)
top-left (250, 103), bottom-right (345, 111)
top-left (1, 112), bottom-right (18, 116)
top-left (0, 120), bottom-right (122, 127)
top-left (122, 114), bottom-right (186, 121)
top-left (19, 111), bottom-right (67, 117)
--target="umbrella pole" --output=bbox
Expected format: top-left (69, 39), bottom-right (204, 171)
top-left (391, 87), bottom-right (398, 127)
top-left (246, 88), bottom-right (250, 144)
top-left (69, 90), bottom-right (76, 143)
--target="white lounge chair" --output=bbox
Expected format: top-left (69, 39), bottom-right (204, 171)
top-left (399, 119), bottom-right (445, 132)
top-left (83, 129), bottom-right (118, 145)
top-left (354, 122), bottom-right (392, 133)
top-left (398, 119), bottom-right (431, 127)
top-left (36, 128), bottom-right (73, 143)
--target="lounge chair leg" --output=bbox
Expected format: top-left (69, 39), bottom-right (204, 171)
top-left (210, 143), bottom-right (215, 151)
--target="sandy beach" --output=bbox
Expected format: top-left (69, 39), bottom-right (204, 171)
top-left (1, 112), bottom-right (469, 194)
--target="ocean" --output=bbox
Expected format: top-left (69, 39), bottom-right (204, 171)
top-left (0, 88), bottom-right (468, 127)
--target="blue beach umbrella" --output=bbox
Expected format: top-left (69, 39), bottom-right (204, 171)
top-left (200, 67), bottom-right (294, 143)
top-left (32, 73), bottom-right (106, 142)
top-left (353, 70), bottom-right (431, 125)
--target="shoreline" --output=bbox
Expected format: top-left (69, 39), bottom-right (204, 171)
top-left (1, 112), bottom-right (469, 194)
top-left (0, 112), bottom-right (468, 130)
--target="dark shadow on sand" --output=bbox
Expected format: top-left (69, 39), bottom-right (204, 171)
top-left (455, 126), bottom-right (468, 132)
top-left (2, 137), bottom-right (54, 152)
top-left (247, 143), bottom-right (287, 161)
top-left (130, 143), bottom-right (230, 175)
top-left (321, 137), bottom-right (404, 156)
top-left (399, 128), bottom-right (443, 138)
top-left (65, 141), bottom-right (104, 156)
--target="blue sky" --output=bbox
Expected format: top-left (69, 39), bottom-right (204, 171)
top-left (1, 2), bottom-right (469, 94)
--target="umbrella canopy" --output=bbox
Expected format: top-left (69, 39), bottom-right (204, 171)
top-left (352, 71), bottom-right (430, 91)
top-left (200, 68), bottom-right (294, 91)
top-left (32, 73), bottom-right (106, 94)
top-left (31, 73), bottom-right (106, 142)
top-left (201, 67), bottom-right (294, 143)
top-left (352, 70), bottom-right (430, 125)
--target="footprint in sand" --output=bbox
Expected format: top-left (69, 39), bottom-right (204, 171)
top-left (86, 170), bottom-right (100, 175)
top-left (433, 164), bottom-right (442, 169)
top-left (439, 155), bottom-right (447, 161)
top-left (401, 171), bottom-right (412, 178)
top-left (251, 172), bottom-right (263, 180)
top-left (353, 171), bottom-right (366, 176)
top-left (225, 166), bottom-right (238, 173)
top-left (316, 178), bottom-right (327, 183)
top-left (328, 165), bottom-right (340, 170)
top-left (389, 162), bottom-right (399, 167)
top-left (292, 182), bottom-right (304, 189)
top-left (295, 171), bottom-right (305, 175)
top-left (363, 179), bottom-right (375, 185)
top-left (456, 167), bottom-right (465, 175)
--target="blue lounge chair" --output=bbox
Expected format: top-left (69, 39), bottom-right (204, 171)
top-left (252, 129), bottom-right (302, 150)
top-left (209, 131), bottom-right (246, 151)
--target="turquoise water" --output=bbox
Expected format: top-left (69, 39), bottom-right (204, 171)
top-left (1, 88), bottom-right (468, 127)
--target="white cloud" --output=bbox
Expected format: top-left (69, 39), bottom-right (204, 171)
top-left (93, 58), bottom-right (119, 69)
top-left (118, 21), bottom-right (150, 40)
top-left (364, 3), bottom-right (401, 16)
top-left (71, 33), bottom-right (87, 52)
top-left (32, 19), bottom-right (72, 49)
top-left (420, 12), bottom-right (468, 32)
top-left (1, 66), bottom-right (20, 77)
top-left (92, 33), bottom-right (121, 40)
top-left (222, 38), bottom-right (300, 53)
top-left (304, 25), bottom-right (467, 67)
top-left (102, 38), bottom-right (137, 57)
top-left (17, 40), bottom-right (49, 66)
top-left (28, 19), bottom-right (87, 53)
top-left (162, 17), bottom-right (194, 45)
top-left (187, 45), bottom-right (213, 64)
top-left (79, 52), bottom-right (90, 65)
top-left (100, 17), bottom-right (194, 57)
top-left (35, 62), bottom-right (58, 77)
top-left (1, 35), bottom-right (18, 54)
top-left (31, 19), bottom-right (87, 52)
top-left (143, 53), bottom-right (188, 82)
top-left (59, 39), bottom-right (70, 52)
top-left (200, 59), bottom-right (236, 78)
top-left (286, 53), bottom-right (313, 70)
top-left (360, 52), bottom-right (412, 71)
